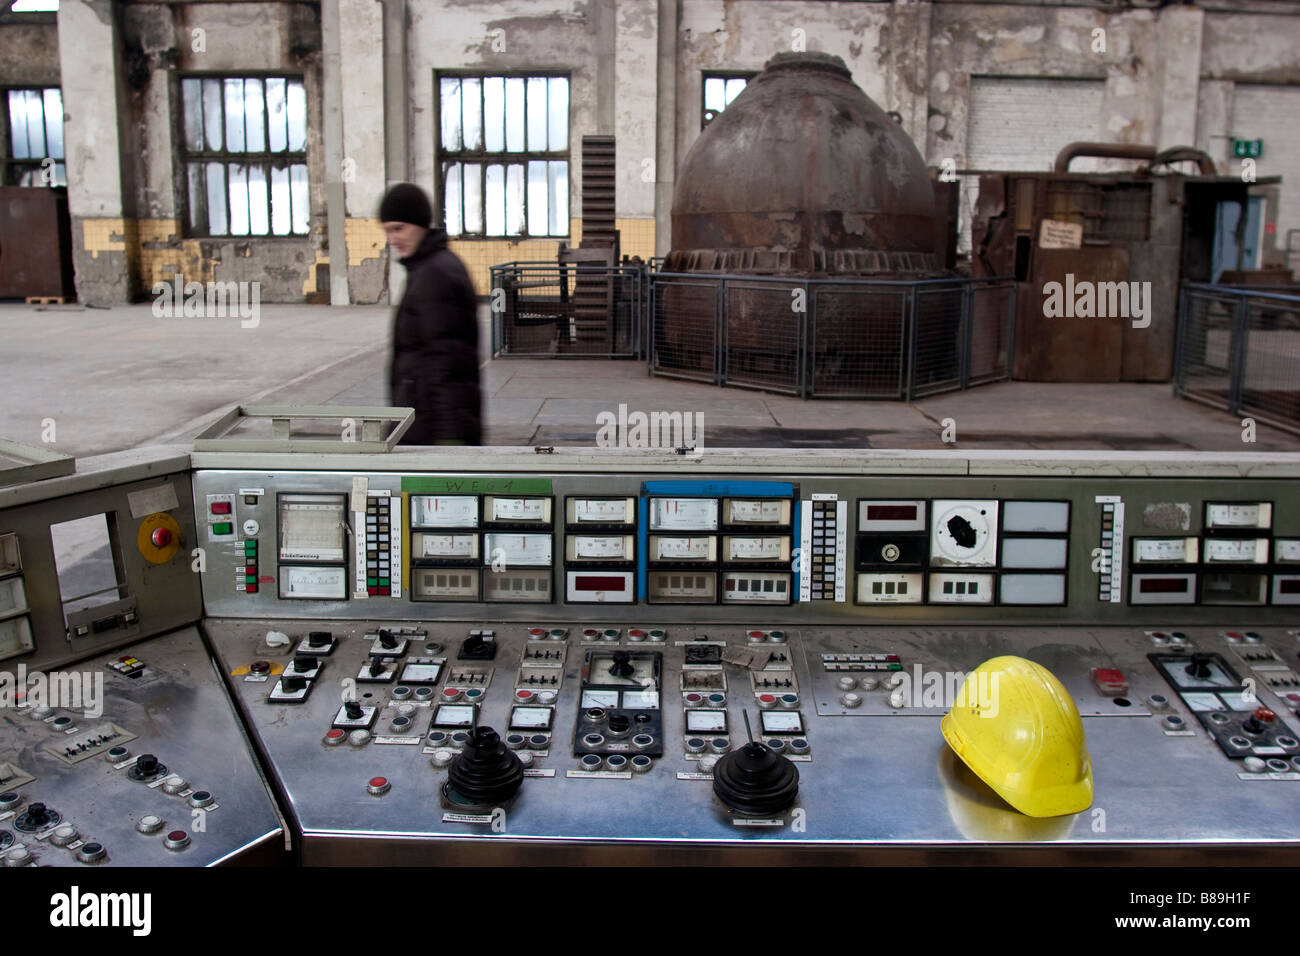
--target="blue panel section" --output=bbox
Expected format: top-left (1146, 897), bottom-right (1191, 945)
top-left (642, 480), bottom-right (795, 497)
top-left (792, 499), bottom-right (802, 598)
top-left (637, 494), bottom-right (648, 600)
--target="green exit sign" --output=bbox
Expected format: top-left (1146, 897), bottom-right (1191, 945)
top-left (1232, 138), bottom-right (1263, 158)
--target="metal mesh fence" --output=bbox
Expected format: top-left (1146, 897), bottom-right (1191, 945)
top-left (650, 276), bottom-right (720, 384)
top-left (809, 286), bottom-right (907, 397)
top-left (649, 272), bottom-right (1014, 398)
top-left (724, 282), bottom-right (802, 393)
top-left (910, 285), bottom-right (964, 397)
top-left (968, 281), bottom-right (1016, 386)
top-left (1176, 283), bottom-right (1300, 436)
top-left (490, 262), bottom-right (644, 358)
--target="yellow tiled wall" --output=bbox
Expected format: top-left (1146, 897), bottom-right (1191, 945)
top-left (75, 215), bottom-right (656, 301)
top-left (345, 218), bottom-right (386, 266)
top-left (448, 217), bottom-right (656, 295)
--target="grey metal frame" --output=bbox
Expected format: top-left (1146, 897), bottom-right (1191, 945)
top-left (191, 405), bottom-right (414, 453)
top-left (1174, 281), bottom-right (1300, 436)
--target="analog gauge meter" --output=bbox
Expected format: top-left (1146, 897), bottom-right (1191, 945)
top-left (483, 533), bottom-right (552, 567)
top-left (411, 495), bottom-right (478, 528)
top-left (649, 497), bottom-right (718, 531)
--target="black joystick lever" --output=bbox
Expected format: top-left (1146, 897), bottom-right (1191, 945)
top-left (1184, 654), bottom-right (1214, 680)
top-left (711, 711), bottom-right (799, 817)
top-left (345, 701), bottom-right (364, 721)
top-left (368, 660), bottom-right (386, 678)
top-left (609, 651), bottom-right (635, 679)
top-left (444, 708), bottom-right (524, 806)
top-left (378, 629), bottom-right (398, 650)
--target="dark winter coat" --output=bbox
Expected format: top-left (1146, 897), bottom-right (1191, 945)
top-left (388, 228), bottom-right (482, 444)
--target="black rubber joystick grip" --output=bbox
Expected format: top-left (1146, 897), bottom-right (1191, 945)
top-left (445, 726), bottom-right (524, 805)
top-left (378, 629), bottom-right (398, 649)
top-left (712, 740), bottom-right (800, 816)
top-left (1185, 654), bottom-right (1213, 679)
top-left (345, 701), bottom-right (364, 720)
top-left (609, 651), bottom-right (635, 679)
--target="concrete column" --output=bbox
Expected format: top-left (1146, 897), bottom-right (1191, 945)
top-left (615, 0), bottom-right (658, 232)
top-left (339, 0), bottom-right (386, 302)
top-left (1156, 5), bottom-right (1204, 151)
top-left (887, 0), bottom-right (931, 149)
top-left (58, 0), bottom-right (132, 304)
top-left (595, 0), bottom-right (616, 135)
top-left (654, 0), bottom-right (677, 257)
top-left (381, 0), bottom-right (408, 303)
top-left (321, 0), bottom-right (350, 304)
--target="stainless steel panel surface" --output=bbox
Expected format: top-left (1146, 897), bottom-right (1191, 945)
top-left (0, 627), bottom-right (285, 866)
top-left (206, 618), bottom-right (1300, 864)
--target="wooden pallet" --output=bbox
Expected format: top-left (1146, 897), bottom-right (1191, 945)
top-left (25, 296), bottom-right (68, 305)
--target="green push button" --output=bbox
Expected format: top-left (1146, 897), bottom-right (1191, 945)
top-left (889, 662), bottom-right (903, 671)
top-left (367, 577), bottom-right (377, 587)
top-left (212, 522), bottom-right (233, 535)
top-left (378, 578), bottom-right (389, 587)
top-left (245, 575), bottom-right (257, 585)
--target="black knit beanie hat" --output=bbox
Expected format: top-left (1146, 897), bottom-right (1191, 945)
top-left (379, 183), bottom-right (433, 227)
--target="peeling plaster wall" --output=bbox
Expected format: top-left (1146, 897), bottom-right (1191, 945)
top-left (112, 2), bottom-right (327, 302)
top-left (406, 0), bottom-right (606, 294)
top-left (1198, 12), bottom-right (1300, 256)
top-left (676, 1), bottom-right (916, 169)
top-left (0, 21), bottom-right (61, 86)
top-left (407, 0), bottom-right (597, 222)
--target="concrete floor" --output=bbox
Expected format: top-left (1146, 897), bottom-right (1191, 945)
top-left (1, 300), bottom-right (1297, 458)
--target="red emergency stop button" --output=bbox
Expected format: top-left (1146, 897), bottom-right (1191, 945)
top-left (150, 527), bottom-right (173, 547)
top-left (1092, 668), bottom-right (1129, 695)
top-left (366, 776), bottom-right (391, 795)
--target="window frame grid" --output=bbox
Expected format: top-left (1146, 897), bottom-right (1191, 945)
top-left (701, 71), bottom-right (756, 129)
top-left (1, 86), bottom-right (67, 187)
top-left (176, 73), bottom-right (309, 239)
top-left (435, 70), bottom-right (571, 240)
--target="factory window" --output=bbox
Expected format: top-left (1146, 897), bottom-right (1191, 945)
top-left (3, 88), bottom-right (66, 186)
top-left (437, 74), bottom-right (570, 238)
top-left (179, 76), bottom-right (309, 237)
top-left (702, 73), bottom-right (755, 128)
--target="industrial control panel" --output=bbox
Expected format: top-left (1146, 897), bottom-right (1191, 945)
top-left (2, 446), bottom-right (1299, 865)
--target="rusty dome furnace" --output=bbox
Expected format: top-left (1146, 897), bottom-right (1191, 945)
top-left (666, 51), bottom-right (941, 277)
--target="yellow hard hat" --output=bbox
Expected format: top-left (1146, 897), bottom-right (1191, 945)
top-left (940, 655), bottom-right (1093, 818)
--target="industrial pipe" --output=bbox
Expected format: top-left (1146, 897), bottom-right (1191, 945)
top-left (1053, 142), bottom-right (1158, 172)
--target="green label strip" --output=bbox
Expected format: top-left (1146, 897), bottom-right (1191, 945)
top-left (401, 476), bottom-right (553, 495)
